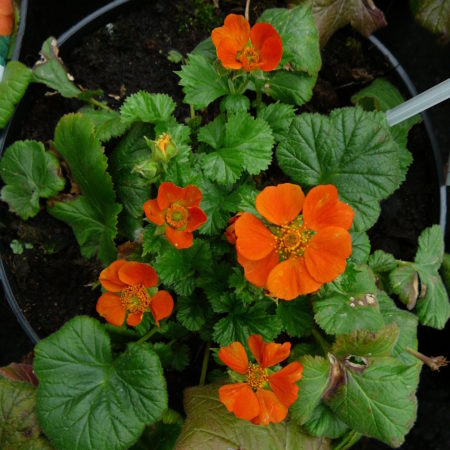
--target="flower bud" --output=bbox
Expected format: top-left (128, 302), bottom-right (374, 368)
top-left (147, 133), bottom-right (177, 163)
top-left (132, 160), bottom-right (158, 181)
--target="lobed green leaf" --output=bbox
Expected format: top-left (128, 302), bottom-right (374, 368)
top-left (120, 91), bottom-right (176, 124)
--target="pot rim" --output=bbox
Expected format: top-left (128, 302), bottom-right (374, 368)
top-left (0, 2), bottom-right (446, 345)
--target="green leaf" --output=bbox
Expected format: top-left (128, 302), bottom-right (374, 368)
top-left (0, 378), bottom-right (53, 449)
top-left (213, 300), bottom-right (282, 346)
top-left (120, 91), bottom-right (176, 124)
top-left (368, 250), bottom-right (397, 273)
top-left (48, 114), bottom-right (121, 263)
top-left (177, 295), bottom-right (206, 331)
top-left (314, 265), bottom-right (385, 335)
top-left (298, 0), bottom-right (387, 47)
top-left (0, 140), bottom-right (65, 220)
top-left (175, 384), bottom-right (331, 449)
top-left (142, 223), bottom-right (164, 256)
top-left (198, 179), bottom-right (258, 236)
top-left (331, 323), bottom-right (399, 358)
top-left (31, 37), bottom-right (83, 98)
top-left (177, 54), bottom-right (229, 109)
top-left (303, 403), bottom-right (348, 439)
top-left (276, 297), bottom-right (313, 337)
top-left (220, 94), bottom-right (250, 114)
top-left (263, 71), bottom-right (317, 106)
top-left (0, 61), bottom-right (32, 128)
top-left (350, 231), bottom-right (370, 264)
top-left (377, 290), bottom-right (419, 365)
top-left (258, 102), bottom-right (296, 143)
top-left (290, 356), bottom-right (330, 425)
top-left (412, 0), bottom-right (450, 41)
top-left (131, 422), bottom-right (182, 450)
top-left (391, 225), bottom-right (450, 329)
top-left (79, 107), bottom-right (130, 141)
top-left (259, 6), bottom-right (321, 75)
top-left (351, 78), bottom-right (421, 148)
top-left (154, 240), bottom-right (213, 296)
top-left (191, 37), bottom-right (216, 61)
top-left (109, 123), bottom-right (152, 239)
top-left (228, 267), bottom-right (266, 305)
top-left (152, 343), bottom-right (190, 372)
top-left (201, 112), bottom-right (274, 185)
top-left (325, 357), bottom-right (418, 447)
top-left (277, 107), bottom-right (407, 231)
top-left (34, 317), bottom-right (168, 450)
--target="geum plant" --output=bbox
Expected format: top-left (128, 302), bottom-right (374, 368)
top-left (0, 4), bottom-right (449, 450)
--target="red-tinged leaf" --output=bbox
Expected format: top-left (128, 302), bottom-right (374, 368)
top-left (0, 363), bottom-right (38, 386)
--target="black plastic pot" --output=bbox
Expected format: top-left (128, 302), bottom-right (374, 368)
top-left (0, 0), bottom-right (447, 349)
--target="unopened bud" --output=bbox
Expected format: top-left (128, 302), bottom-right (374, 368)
top-left (132, 160), bottom-right (158, 181)
top-left (147, 133), bottom-right (177, 163)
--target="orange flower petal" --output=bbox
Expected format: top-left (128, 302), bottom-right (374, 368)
top-left (248, 334), bottom-right (265, 365)
top-left (252, 389), bottom-right (287, 425)
top-left (0, 0), bottom-right (13, 15)
top-left (268, 362), bottom-right (303, 407)
top-left (118, 261), bottom-right (158, 288)
top-left (261, 342), bottom-right (291, 368)
top-left (186, 206), bottom-right (207, 232)
top-left (219, 383), bottom-right (260, 421)
top-left (96, 292), bottom-right (125, 327)
top-left (212, 14), bottom-right (250, 51)
top-left (250, 23), bottom-right (283, 71)
top-left (267, 257), bottom-right (322, 300)
top-left (303, 185), bottom-right (354, 231)
top-left (218, 341), bottom-right (249, 374)
top-left (157, 182), bottom-right (184, 210)
top-left (126, 312), bottom-right (144, 327)
top-left (165, 226), bottom-right (193, 249)
top-left (237, 249), bottom-right (279, 288)
top-left (99, 260), bottom-right (128, 292)
top-left (181, 185), bottom-right (203, 207)
top-left (150, 290), bottom-right (174, 327)
top-left (216, 38), bottom-right (244, 70)
top-left (255, 184), bottom-right (304, 226)
top-left (235, 212), bottom-right (276, 260)
top-left (143, 199), bottom-right (165, 226)
top-left (0, 14), bottom-right (13, 35)
top-left (304, 227), bottom-right (352, 283)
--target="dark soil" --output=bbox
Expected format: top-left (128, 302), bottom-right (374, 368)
top-left (0, 0), bottom-right (448, 448)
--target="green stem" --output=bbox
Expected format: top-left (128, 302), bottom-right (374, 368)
top-left (199, 341), bottom-right (211, 386)
top-left (88, 97), bottom-right (113, 111)
top-left (136, 327), bottom-right (159, 345)
top-left (332, 431), bottom-right (361, 450)
top-left (189, 104), bottom-right (196, 120)
top-left (311, 326), bottom-right (331, 355)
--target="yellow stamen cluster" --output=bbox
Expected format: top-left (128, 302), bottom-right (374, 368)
top-left (165, 204), bottom-right (189, 229)
top-left (246, 363), bottom-right (268, 391)
top-left (156, 133), bottom-right (171, 154)
top-left (238, 46), bottom-right (260, 68)
top-left (121, 284), bottom-right (151, 314)
top-left (274, 217), bottom-right (314, 260)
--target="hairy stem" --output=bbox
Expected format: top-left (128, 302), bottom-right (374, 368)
top-left (136, 327), bottom-right (159, 345)
top-left (406, 347), bottom-right (448, 371)
top-left (245, 0), bottom-right (251, 21)
top-left (199, 341), bottom-right (211, 386)
top-left (89, 97), bottom-right (113, 111)
top-left (311, 326), bottom-right (331, 355)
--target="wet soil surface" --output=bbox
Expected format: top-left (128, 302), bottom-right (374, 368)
top-left (0, 0), bottom-right (449, 448)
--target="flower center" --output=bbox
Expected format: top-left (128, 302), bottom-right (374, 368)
top-left (165, 204), bottom-right (189, 229)
top-left (246, 363), bottom-right (268, 391)
top-left (274, 217), bottom-right (314, 259)
top-left (156, 133), bottom-right (171, 154)
top-left (237, 45), bottom-right (260, 70)
top-left (120, 284), bottom-right (151, 314)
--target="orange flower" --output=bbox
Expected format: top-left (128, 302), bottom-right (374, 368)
top-left (0, 0), bottom-right (14, 36)
top-left (96, 260), bottom-right (174, 327)
top-left (218, 334), bottom-right (303, 425)
top-left (143, 182), bottom-right (207, 249)
top-left (212, 14), bottom-right (282, 72)
top-left (234, 184), bottom-right (354, 300)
